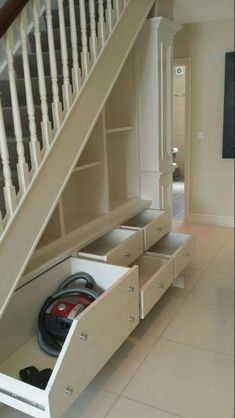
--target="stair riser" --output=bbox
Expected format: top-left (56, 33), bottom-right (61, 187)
top-left (0, 76), bottom-right (65, 107)
top-left (48, 4), bottom-right (101, 29)
top-left (2, 106), bottom-right (53, 138)
top-left (28, 25), bottom-right (85, 53)
top-left (14, 49), bottom-right (80, 78)
top-left (0, 141), bottom-right (31, 171)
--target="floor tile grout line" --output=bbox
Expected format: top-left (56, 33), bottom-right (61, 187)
top-left (160, 336), bottom-right (234, 358)
top-left (115, 394), bottom-right (186, 418)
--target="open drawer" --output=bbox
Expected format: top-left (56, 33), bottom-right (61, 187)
top-left (146, 232), bottom-right (196, 278)
top-left (120, 209), bottom-right (171, 250)
top-left (0, 257), bottom-right (139, 418)
top-left (130, 255), bottom-right (174, 319)
top-left (78, 228), bottom-right (143, 266)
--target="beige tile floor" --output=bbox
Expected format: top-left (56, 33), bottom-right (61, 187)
top-left (0, 222), bottom-right (234, 418)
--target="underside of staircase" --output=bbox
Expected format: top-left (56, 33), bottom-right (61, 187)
top-left (0, 0), bottom-right (155, 318)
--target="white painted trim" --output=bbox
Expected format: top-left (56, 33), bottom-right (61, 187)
top-left (147, 16), bottom-right (182, 34)
top-left (188, 212), bottom-right (234, 228)
top-left (173, 57), bottom-right (191, 223)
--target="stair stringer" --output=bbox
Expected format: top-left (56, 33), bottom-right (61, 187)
top-left (0, 0), bottom-right (155, 318)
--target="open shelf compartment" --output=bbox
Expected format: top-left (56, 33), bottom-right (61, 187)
top-left (0, 258), bottom-right (139, 418)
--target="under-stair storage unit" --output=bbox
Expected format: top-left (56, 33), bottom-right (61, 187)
top-left (0, 10), bottom-right (185, 417)
top-left (0, 258), bottom-right (139, 418)
top-left (146, 232), bottom-right (196, 278)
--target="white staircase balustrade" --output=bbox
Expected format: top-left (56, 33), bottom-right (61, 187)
top-left (0, 0), bottom-right (130, 238)
top-left (98, 0), bottom-right (106, 49)
top-left (106, 0), bottom-right (113, 35)
top-left (45, 0), bottom-right (63, 131)
top-left (69, 0), bottom-right (82, 95)
top-left (33, 0), bottom-right (52, 150)
top-left (5, 28), bottom-right (30, 194)
top-left (20, 8), bottom-right (41, 172)
top-left (89, 0), bottom-right (98, 64)
top-left (0, 97), bottom-right (17, 217)
top-left (58, 0), bottom-right (73, 112)
top-left (79, 0), bottom-right (90, 78)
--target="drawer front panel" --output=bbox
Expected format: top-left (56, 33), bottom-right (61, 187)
top-left (47, 268), bottom-right (138, 416)
top-left (144, 211), bottom-right (171, 250)
top-left (48, 304), bottom-right (138, 417)
top-left (174, 235), bottom-right (196, 277)
top-left (140, 258), bottom-right (173, 319)
top-left (108, 231), bottom-right (143, 266)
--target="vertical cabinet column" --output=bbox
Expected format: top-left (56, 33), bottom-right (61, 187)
top-left (135, 17), bottom-right (182, 211)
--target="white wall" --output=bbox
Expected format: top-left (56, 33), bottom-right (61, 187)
top-left (174, 18), bottom-right (234, 225)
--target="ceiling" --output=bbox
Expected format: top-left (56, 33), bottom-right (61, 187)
top-left (174, 0), bottom-right (234, 24)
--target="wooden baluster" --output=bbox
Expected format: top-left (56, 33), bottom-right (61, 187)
top-left (98, 0), bottom-right (105, 50)
top-left (0, 211), bottom-right (3, 236)
top-left (79, 0), bottom-right (90, 79)
top-left (20, 8), bottom-right (41, 172)
top-left (69, 0), bottom-right (82, 95)
top-left (5, 28), bottom-right (29, 193)
top-left (89, 0), bottom-right (98, 65)
top-left (0, 97), bottom-right (17, 217)
top-left (58, 0), bottom-right (72, 112)
top-left (114, 0), bottom-right (121, 19)
top-left (33, 0), bottom-right (52, 149)
top-left (45, 0), bottom-right (63, 131)
top-left (106, 0), bottom-right (113, 35)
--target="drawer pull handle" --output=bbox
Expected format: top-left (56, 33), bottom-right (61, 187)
top-left (80, 333), bottom-right (88, 341)
top-left (65, 387), bottom-right (74, 396)
top-left (127, 286), bottom-right (135, 292)
top-left (125, 252), bottom-right (131, 258)
top-left (128, 316), bottom-right (135, 323)
top-left (157, 227), bottom-right (163, 232)
top-left (158, 283), bottom-right (164, 289)
top-left (184, 252), bottom-right (191, 257)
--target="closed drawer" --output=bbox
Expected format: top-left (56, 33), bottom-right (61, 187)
top-left (0, 257), bottom-right (139, 418)
top-left (78, 228), bottom-right (143, 266)
top-left (146, 232), bottom-right (196, 278)
top-left (130, 255), bottom-right (174, 319)
top-left (120, 209), bottom-right (171, 250)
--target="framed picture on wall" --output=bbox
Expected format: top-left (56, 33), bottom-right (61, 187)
top-left (222, 51), bottom-right (234, 158)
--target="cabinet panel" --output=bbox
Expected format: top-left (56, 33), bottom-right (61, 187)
top-left (130, 255), bottom-right (173, 319)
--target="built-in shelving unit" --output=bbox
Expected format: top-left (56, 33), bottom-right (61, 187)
top-left (26, 19), bottom-right (176, 274)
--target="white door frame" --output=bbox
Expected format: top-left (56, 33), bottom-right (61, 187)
top-left (173, 57), bottom-right (191, 222)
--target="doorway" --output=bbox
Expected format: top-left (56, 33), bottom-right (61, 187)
top-left (172, 58), bottom-right (191, 221)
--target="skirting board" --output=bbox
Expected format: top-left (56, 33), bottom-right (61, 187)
top-left (187, 213), bottom-right (234, 228)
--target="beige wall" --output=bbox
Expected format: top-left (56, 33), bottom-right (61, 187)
top-left (174, 18), bottom-right (234, 222)
top-left (173, 67), bottom-right (186, 177)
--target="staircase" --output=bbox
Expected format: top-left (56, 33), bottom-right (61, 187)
top-left (0, 0), bottom-right (155, 318)
top-left (0, 0), bottom-right (107, 218)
